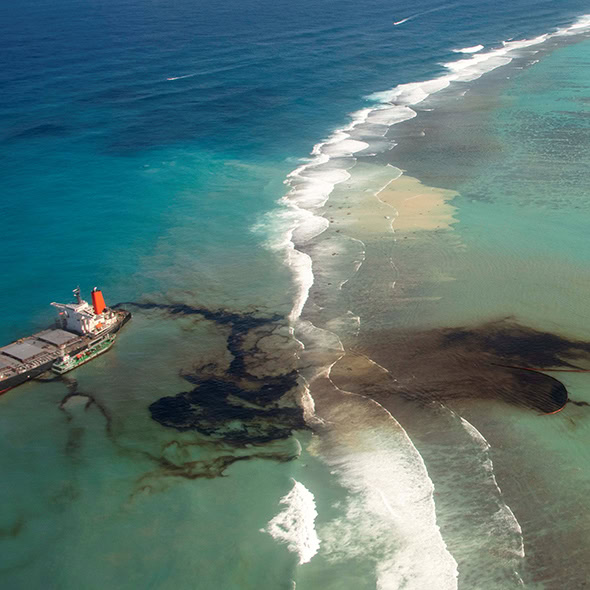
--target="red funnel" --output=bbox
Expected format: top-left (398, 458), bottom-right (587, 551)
top-left (91, 288), bottom-right (106, 315)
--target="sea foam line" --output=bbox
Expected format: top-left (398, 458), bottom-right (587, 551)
top-left (266, 10), bottom-right (590, 414)
top-left (318, 363), bottom-right (459, 590)
top-left (322, 350), bottom-right (525, 587)
top-left (259, 11), bottom-right (590, 579)
top-left (371, 13), bottom-right (590, 104)
top-left (456, 414), bottom-right (525, 560)
top-left (452, 44), bottom-right (484, 53)
top-left (265, 479), bottom-right (321, 565)
top-left (288, 315), bottom-right (458, 587)
top-left (340, 351), bottom-right (526, 585)
top-left (275, 12), bottom-right (590, 319)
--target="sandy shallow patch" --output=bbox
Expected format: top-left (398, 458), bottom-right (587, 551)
top-left (376, 174), bottom-right (457, 232)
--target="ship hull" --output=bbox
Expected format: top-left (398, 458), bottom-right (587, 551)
top-left (0, 309), bottom-right (131, 395)
top-left (53, 335), bottom-right (116, 375)
top-left (0, 361), bottom-right (55, 394)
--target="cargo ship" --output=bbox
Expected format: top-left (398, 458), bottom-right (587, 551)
top-left (0, 287), bottom-right (130, 394)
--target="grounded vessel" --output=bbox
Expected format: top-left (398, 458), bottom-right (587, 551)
top-left (0, 287), bottom-right (130, 394)
top-left (52, 334), bottom-right (117, 375)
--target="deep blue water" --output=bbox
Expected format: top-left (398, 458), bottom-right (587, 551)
top-left (1, 0), bottom-right (589, 341)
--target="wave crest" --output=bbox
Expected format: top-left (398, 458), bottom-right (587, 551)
top-left (265, 479), bottom-right (320, 565)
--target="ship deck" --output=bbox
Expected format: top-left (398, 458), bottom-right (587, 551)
top-left (0, 308), bottom-right (130, 387)
top-left (0, 328), bottom-right (86, 381)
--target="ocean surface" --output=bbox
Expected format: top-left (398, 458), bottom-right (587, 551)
top-left (2, 0), bottom-right (590, 588)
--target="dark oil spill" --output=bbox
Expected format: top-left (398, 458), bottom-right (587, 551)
top-left (0, 517), bottom-right (24, 539)
top-left (57, 303), bottom-right (590, 486)
top-left (59, 377), bottom-right (114, 433)
top-left (50, 302), bottom-right (307, 485)
top-left (135, 447), bottom-right (297, 491)
top-left (150, 374), bottom-right (305, 445)
top-left (123, 301), bottom-right (307, 445)
top-left (363, 318), bottom-right (590, 414)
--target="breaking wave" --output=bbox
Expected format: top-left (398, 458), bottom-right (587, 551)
top-left (265, 479), bottom-right (320, 565)
top-left (266, 13), bottom-right (590, 334)
top-left (256, 9), bottom-right (590, 585)
top-left (452, 44), bottom-right (484, 53)
top-left (315, 380), bottom-right (458, 590)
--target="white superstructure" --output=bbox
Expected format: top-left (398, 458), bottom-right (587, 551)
top-left (51, 287), bottom-right (118, 336)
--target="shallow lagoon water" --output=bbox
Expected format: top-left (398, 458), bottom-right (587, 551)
top-left (331, 35), bottom-right (590, 589)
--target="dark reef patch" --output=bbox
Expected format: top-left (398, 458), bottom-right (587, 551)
top-left (4, 122), bottom-right (70, 142)
top-left (361, 318), bottom-right (590, 414)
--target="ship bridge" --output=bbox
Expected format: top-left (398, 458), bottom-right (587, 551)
top-left (51, 288), bottom-right (114, 336)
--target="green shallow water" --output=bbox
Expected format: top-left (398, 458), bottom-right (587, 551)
top-left (386, 39), bottom-right (590, 342)
top-left (371, 36), bottom-right (590, 588)
top-left (295, 33), bottom-right (590, 589)
top-left (447, 39), bottom-right (590, 588)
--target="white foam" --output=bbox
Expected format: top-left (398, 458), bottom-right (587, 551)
top-left (265, 479), bottom-right (320, 565)
top-left (256, 13), bottom-right (590, 575)
top-left (369, 78), bottom-right (451, 106)
top-left (256, 112), bottom-right (378, 330)
top-left (555, 13), bottom-right (590, 35)
top-left (255, 12), bottom-right (590, 590)
top-left (319, 393), bottom-right (458, 590)
top-left (366, 105), bottom-right (417, 125)
top-left (166, 73), bottom-right (198, 81)
top-left (452, 44), bottom-right (484, 53)
top-left (456, 414), bottom-right (525, 571)
top-left (300, 383), bottom-right (324, 424)
top-left (370, 14), bottom-right (590, 110)
top-left (441, 34), bottom-right (554, 82)
top-left (291, 213), bottom-right (329, 246)
top-left (320, 138), bottom-right (370, 156)
top-left (287, 246), bottom-right (314, 324)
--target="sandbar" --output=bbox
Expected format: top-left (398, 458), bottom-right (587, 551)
top-left (376, 174), bottom-right (457, 232)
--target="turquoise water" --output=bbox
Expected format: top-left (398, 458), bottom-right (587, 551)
top-left (284, 25), bottom-right (590, 589)
top-left (402, 38), bottom-right (590, 335)
top-left (344, 35), bottom-right (590, 588)
top-left (3, 1), bottom-right (590, 588)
